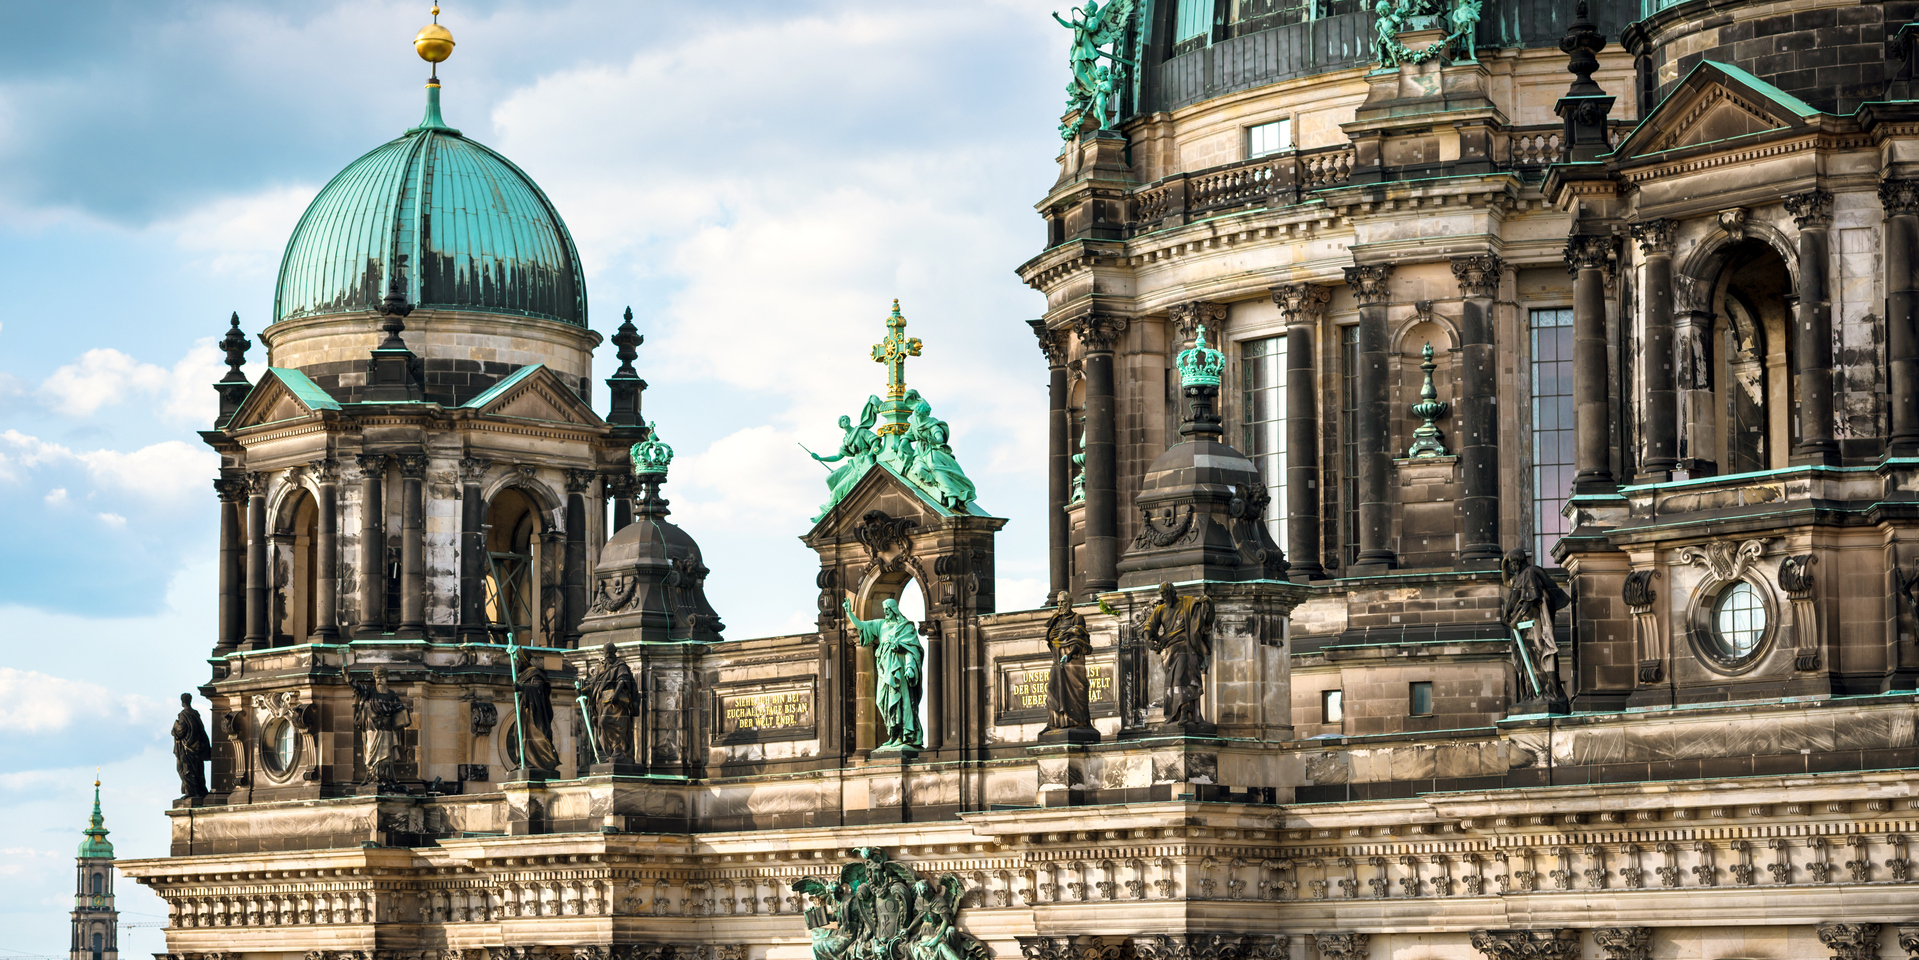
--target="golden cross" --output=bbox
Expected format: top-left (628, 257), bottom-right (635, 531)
top-left (870, 299), bottom-right (922, 400)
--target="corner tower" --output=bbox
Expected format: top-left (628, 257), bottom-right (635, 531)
top-left (70, 780), bottom-right (117, 960)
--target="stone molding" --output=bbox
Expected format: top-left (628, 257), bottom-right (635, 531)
top-left (1451, 255), bottom-right (1504, 299)
top-left (1343, 265), bottom-right (1393, 305)
top-left (1630, 219), bottom-right (1676, 256)
top-left (1271, 283), bottom-right (1331, 327)
top-left (1785, 189), bottom-right (1835, 229)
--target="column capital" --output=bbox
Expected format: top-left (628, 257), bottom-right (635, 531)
top-left (1564, 235), bottom-right (1614, 272)
top-left (1818, 924), bottom-right (1881, 960)
top-left (1344, 265), bottom-right (1393, 305)
top-left (1271, 283), bottom-right (1332, 326)
top-left (1896, 925), bottom-right (1919, 960)
top-left (1450, 255), bottom-right (1505, 299)
top-left (458, 456), bottom-right (491, 483)
top-left (307, 458), bottom-right (341, 483)
top-left (1029, 320), bottom-right (1069, 367)
top-left (243, 471), bottom-right (270, 497)
top-left (1881, 179), bottom-right (1919, 216)
top-left (1785, 188), bottom-right (1835, 228)
top-left (1630, 219), bottom-right (1677, 255)
top-left (565, 468), bottom-right (596, 494)
top-left (1071, 313), bottom-right (1128, 353)
top-left (354, 454), bottom-right (390, 479)
top-left (1313, 934), bottom-right (1370, 960)
top-left (1592, 928), bottom-right (1652, 960)
top-left (397, 453), bottom-right (429, 480)
top-left (1168, 300), bottom-right (1229, 346)
top-left (603, 472), bottom-right (636, 497)
top-left (1471, 930), bottom-right (1581, 960)
top-left (214, 476), bottom-right (246, 502)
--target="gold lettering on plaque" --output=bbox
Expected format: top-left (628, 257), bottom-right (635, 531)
top-left (719, 689), bottom-right (814, 734)
top-left (1004, 660), bottom-right (1114, 711)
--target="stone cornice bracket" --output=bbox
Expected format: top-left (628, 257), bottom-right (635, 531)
top-left (398, 453), bottom-right (429, 480)
top-left (1785, 188), bottom-right (1834, 229)
top-left (1071, 313), bottom-right (1128, 354)
top-left (1271, 283), bottom-right (1332, 327)
top-left (1313, 933), bottom-right (1371, 960)
top-left (1169, 300), bottom-right (1229, 348)
top-left (1881, 179), bottom-right (1919, 216)
top-left (458, 457), bottom-right (492, 483)
top-left (1563, 235), bottom-right (1614, 273)
top-left (1593, 928), bottom-right (1651, 960)
top-left (1630, 219), bottom-right (1676, 256)
top-left (565, 468), bottom-right (596, 494)
top-left (1471, 930), bottom-right (1581, 960)
top-left (1344, 265), bottom-right (1393, 306)
top-left (308, 458), bottom-right (341, 483)
top-left (1451, 255), bottom-right (1504, 299)
top-left (1818, 924), bottom-right (1882, 960)
top-left (1718, 208), bottom-right (1749, 240)
top-left (1029, 320), bottom-right (1069, 367)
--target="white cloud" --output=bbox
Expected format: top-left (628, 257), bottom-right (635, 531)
top-left (96, 512), bottom-right (126, 528)
top-left (158, 183), bottom-right (318, 278)
top-left (0, 668), bottom-right (165, 735)
top-left (42, 487), bottom-right (66, 506)
top-left (36, 339), bottom-right (232, 426)
top-left (0, 430), bottom-right (215, 503)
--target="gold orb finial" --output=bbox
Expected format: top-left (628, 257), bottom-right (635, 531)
top-left (415, 3), bottom-right (454, 65)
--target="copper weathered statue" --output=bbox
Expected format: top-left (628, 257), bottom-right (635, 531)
top-left (1143, 581), bottom-right (1215, 728)
top-left (843, 598), bottom-right (925, 750)
top-left (792, 847), bottom-right (986, 960)
top-left (171, 693), bottom-right (210, 799)
top-left (1042, 590), bottom-right (1095, 736)
top-left (583, 641), bottom-right (638, 764)
top-left (1501, 546), bottom-right (1570, 706)
top-left (343, 665), bottom-right (413, 784)
top-left (512, 649), bottom-right (562, 775)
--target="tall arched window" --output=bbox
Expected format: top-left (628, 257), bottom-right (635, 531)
top-left (484, 488), bottom-right (546, 645)
top-left (90, 872), bottom-right (102, 895)
top-left (1710, 240), bottom-right (1795, 474)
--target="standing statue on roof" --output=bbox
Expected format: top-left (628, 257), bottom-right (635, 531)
top-left (1501, 546), bottom-right (1570, 707)
top-left (1052, 0), bottom-right (1137, 138)
top-left (171, 693), bottom-right (211, 800)
top-left (812, 396), bottom-right (883, 521)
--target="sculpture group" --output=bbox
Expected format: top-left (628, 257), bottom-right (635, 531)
top-left (1052, 0), bottom-right (1135, 139)
top-left (1371, 0), bottom-right (1483, 67)
top-left (813, 390), bottom-right (976, 520)
top-left (794, 847), bottom-right (987, 960)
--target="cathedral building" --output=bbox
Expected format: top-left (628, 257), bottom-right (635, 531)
top-left (122, 4), bottom-right (1919, 960)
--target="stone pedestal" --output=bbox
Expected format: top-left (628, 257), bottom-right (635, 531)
top-left (1037, 726), bottom-right (1100, 745)
top-left (1396, 455), bottom-right (1460, 568)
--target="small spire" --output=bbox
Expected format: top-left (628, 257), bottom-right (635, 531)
top-left (408, 4), bottom-right (461, 134)
top-left (213, 313), bottom-right (253, 429)
top-left (78, 776), bottom-right (112, 859)
top-left (612, 306), bottom-right (643, 377)
top-left (1408, 342), bottom-right (1451, 457)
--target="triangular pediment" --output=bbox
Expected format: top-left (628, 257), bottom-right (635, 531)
top-left (1613, 61), bottom-right (1820, 162)
top-left (803, 462), bottom-right (1000, 546)
top-left (224, 367), bottom-right (340, 431)
top-left (463, 363), bottom-right (603, 427)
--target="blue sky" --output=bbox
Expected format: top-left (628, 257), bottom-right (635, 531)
top-left (0, 1), bottom-right (1062, 952)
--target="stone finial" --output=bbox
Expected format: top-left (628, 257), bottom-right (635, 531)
top-left (219, 312), bottom-right (251, 383)
top-left (1407, 344), bottom-right (1449, 457)
top-left (1554, 1), bottom-right (1612, 162)
top-left (377, 257), bottom-right (414, 345)
top-left (612, 306), bottom-right (643, 377)
top-left (1559, 1), bottom-right (1606, 97)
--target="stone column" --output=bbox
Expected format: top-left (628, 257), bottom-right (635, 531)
top-left (564, 469), bottom-right (593, 647)
top-left (1632, 220), bottom-right (1678, 479)
top-left (310, 458), bottom-right (340, 642)
top-left (1033, 322), bottom-right (1071, 598)
top-left (215, 476), bottom-right (245, 654)
top-left (1566, 235), bottom-right (1617, 493)
top-left (398, 454), bottom-right (428, 637)
top-left (1453, 255), bottom-right (1504, 566)
top-left (1073, 314), bottom-right (1127, 595)
top-left (1785, 189), bottom-right (1838, 463)
top-left (1273, 283), bottom-right (1330, 580)
top-left (1345, 265), bottom-right (1396, 572)
top-left (608, 473), bottom-right (635, 534)
top-left (355, 454), bottom-right (389, 638)
top-left (458, 457), bottom-right (490, 643)
top-left (1884, 180), bottom-right (1919, 456)
top-left (242, 471), bottom-right (270, 650)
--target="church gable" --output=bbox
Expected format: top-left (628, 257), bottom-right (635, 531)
top-left (806, 463), bottom-right (953, 542)
top-left (462, 363), bottom-right (602, 426)
top-left (223, 367), bottom-right (339, 431)
top-left (1616, 61), bottom-right (1819, 161)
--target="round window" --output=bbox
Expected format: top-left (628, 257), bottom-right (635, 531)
top-left (1708, 580), bottom-right (1768, 663)
top-left (260, 718), bottom-right (295, 776)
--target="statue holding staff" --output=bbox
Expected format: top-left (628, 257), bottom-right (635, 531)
top-left (843, 597), bottom-right (925, 750)
top-left (1142, 582), bottom-right (1215, 728)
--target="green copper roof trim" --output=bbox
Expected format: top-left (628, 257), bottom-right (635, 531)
top-left (77, 781), bottom-right (112, 859)
top-left (273, 84), bottom-right (586, 328)
top-left (1619, 462), bottom-right (1879, 493)
top-left (462, 363), bottom-right (544, 409)
top-left (266, 367), bottom-right (343, 411)
top-left (1610, 59), bottom-right (1822, 162)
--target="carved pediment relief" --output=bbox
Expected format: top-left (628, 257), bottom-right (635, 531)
top-left (1650, 91), bottom-right (1785, 153)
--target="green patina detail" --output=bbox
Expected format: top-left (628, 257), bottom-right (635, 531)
top-left (1053, 0), bottom-right (1135, 139)
top-left (460, 363), bottom-right (543, 408)
top-left (264, 367), bottom-right (343, 411)
top-left (77, 781), bottom-right (112, 859)
top-left (630, 422), bottom-right (674, 477)
top-left (1407, 343), bottom-right (1450, 457)
top-left (1371, 0), bottom-right (1483, 68)
top-left (406, 83), bottom-right (461, 135)
top-left (809, 303), bottom-right (981, 521)
top-left (1175, 324), bottom-right (1224, 388)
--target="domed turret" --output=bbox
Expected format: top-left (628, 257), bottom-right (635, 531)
top-left (580, 425), bottom-right (725, 644)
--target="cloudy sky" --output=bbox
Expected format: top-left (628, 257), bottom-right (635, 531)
top-left (0, 1), bottom-right (1064, 952)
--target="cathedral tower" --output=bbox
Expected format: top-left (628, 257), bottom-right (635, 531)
top-left (70, 780), bottom-right (117, 960)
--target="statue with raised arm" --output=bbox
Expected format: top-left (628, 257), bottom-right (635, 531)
top-left (1501, 547), bottom-right (1570, 706)
top-left (342, 665), bottom-right (413, 784)
top-left (583, 641), bottom-right (638, 764)
top-left (171, 693), bottom-right (210, 799)
top-left (813, 396), bottom-right (883, 521)
top-left (1042, 591), bottom-right (1095, 737)
top-left (843, 598), bottom-right (925, 750)
top-left (1051, 0), bottom-right (1137, 137)
top-left (1142, 582), bottom-right (1215, 729)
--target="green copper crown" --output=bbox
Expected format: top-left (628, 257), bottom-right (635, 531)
top-left (630, 423), bottom-right (674, 477)
top-left (78, 780), bottom-right (112, 859)
top-left (1176, 325), bottom-right (1225, 388)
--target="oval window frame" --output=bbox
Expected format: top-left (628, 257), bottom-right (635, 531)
top-left (259, 716), bottom-right (300, 780)
top-left (1688, 575), bottom-right (1776, 675)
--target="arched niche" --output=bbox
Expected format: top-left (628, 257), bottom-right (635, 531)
top-left (268, 486), bottom-right (318, 647)
top-left (1673, 234), bottom-right (1797, 475)
top-left (483, 486), bottom-right (558, 647)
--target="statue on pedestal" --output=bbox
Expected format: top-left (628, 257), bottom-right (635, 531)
top-left (511, 649), bottom-right (562, 776)
top-left (1143, 582), bottom-right (1215, 729)
top-left (171, 693), bottom-right (210, 799)
top-left (1501, 546), bottom-right (1570, 708)
top-left (1041, 591), bottom-right (1096, 740)
top-left (844, 598), bottom-right (925, 750)
top-left (582, 641), bottom-right (638, 764)
top-left (342, 665), bottom-right (413, 784)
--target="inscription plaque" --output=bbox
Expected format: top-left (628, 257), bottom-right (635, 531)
top-left (715, 682), bottom-right (816, 742)
top-left (997, 654), bottom-right (1116, 722)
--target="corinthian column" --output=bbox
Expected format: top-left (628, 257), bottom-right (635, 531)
top-left (355, 454), bottom-right (389, 638)
top-left (1452, 255), bottom-right (1503, 566)
top-left (310, 458), bottom-right (340, 642)
top-left (242, 471), bottom-right (270, 651)
top-left (1566, 235), bottom-right (1617, 494)
top-left (214, 476), bottom-right (245, 655)
top-left (1785, 189), bottom-right (1837, 463)
top-left (458, 457), bottom-right (490, 643)
top-left (1632, 220), bottom-right (1677, 480)
top-left (1345, 264), bottom-right (1396, 573)
top-left (1032, 321), bottom-right (1071, 597)
top-left (398, 453), bottom-right (428, 637)
top-left (1272, 283), bottom-right (1329, 581)
top-left (564, 469), bottom-right (593, 646)
top-left (1884, 179), bottom-right (1919, 456)
top-left (1073, 314), bottom-right (1127, 595)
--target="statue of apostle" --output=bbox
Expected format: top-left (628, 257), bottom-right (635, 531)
top-left (171, 693), bottom-right (210, 799)
top-left (1142, 582), bottom-right (1215, 728)
top-left (512, 649), bottom-right (562, 776)
top-left (583, 641), bottom-right (638, 764)
top-left (843, 597), bottom-right (924, 750)
top-left (1042, 591), bottom-right (1095, 735)
top-left (1501, 547), bottom-right (1570, 705)
top-left (342, 665), bottom-right (413, 784)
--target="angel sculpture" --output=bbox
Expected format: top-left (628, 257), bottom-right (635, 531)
top-left (812, 395), bottom-right (883, 521)
top-left (1052, 0), bottom-right (1136, 138)
top-left (905, 875), bottom-right (988, 960)
top-left (793, 847), bottom-right (923, 960)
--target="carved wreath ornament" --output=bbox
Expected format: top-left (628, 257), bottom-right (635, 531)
top-left (1675, 538), bottom-right (1770, 582)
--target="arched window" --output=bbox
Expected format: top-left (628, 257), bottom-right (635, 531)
top-left (91, 931), bottom-right (103, 960)
top-left (270, 489), bottom-right (318, 645)
top-left (90, 872), bottom-right (102, 895)
top-left (1710, 240), bottom-right (1795, 474)
top-left (484, 488), bottom-right (546, 645)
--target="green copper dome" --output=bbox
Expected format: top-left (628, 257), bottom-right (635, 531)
top-left (273, 85), bottom-right (587, 327)
top-left (78, 781), bottom-right (112, 859)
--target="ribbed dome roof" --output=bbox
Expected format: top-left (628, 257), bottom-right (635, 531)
top-left (272, 87), bottom-right (586, 327)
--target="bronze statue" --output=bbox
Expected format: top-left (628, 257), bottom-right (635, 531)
top-left (343, 665), bottom-right (413, 784)
top-left (1501, 546), bottom-right (1570, 705)
top-left (512, 649), bottom-right (562, 775)
top-left (1042, 591), bottom-right (1094, 734)
top-left (843, 598), bottom-right (925, 750)
top-left (1143, 582), bottom-right (1215, 728)
top-left (171, 693), bottom-right (210, 799)
top-left (793, 847), bottom-right (985, 960)
top-left (583, 641), bottom-right (638, 764)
